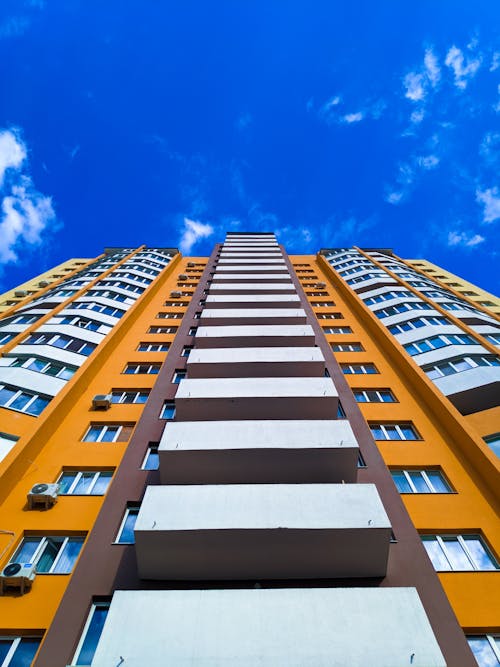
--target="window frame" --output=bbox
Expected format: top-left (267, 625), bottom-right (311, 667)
top-left (390, 468), bottom-right (453, 493)
top-left (0, 384), bottom-right (51, 416)
top-left (141, 444), bottom-right (159, 470)
top-left (110, 390), bottom-right (149, 404)
top-left (137, 342), bottom-right (170, 352)
top-left (422, 534), bottom-right (499, 572)
top-left (115, 506), bottom-right (140, 544)
top-left (341, 363), bottom-right (378, 375)
top-left (369, 422), bottom-right (421, 440)
top-left (466, 634), bottom-right (500, 665)
top-left (82, 423), bottom-right (134, 443)
top-left (0, 636), bottom-right (42, 667)
top-left (57, 470), bottom-right (114, 495)
top-left (353, 388), bottom-right (397, 403)
top-left (72, 600), bottom-right (111, 666)
top-left (9, 535), bottom-right (84, 574)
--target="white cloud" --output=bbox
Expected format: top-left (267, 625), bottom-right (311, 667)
top-left (178, 217), bottom-right (214, 254)
top-left (385, 191), bottom-right (404, 205)
top-left (490, 52), bottom-right (500, 72)
top-left (479, 132), bottom-right (500, 166)
top-left (447, 230), bottom-right (485, 247)
top-left (301, 228), bottom-right (313, 243)
top-left (0, 127), bottom-right (58, 265)
top-left (342, 112), bottom-right (364, 123)
top-left (416, 154), bottom-right (439, 170)
top-left (424, 48), bottom-right (441, 86)
top-left (410, 109), bottom-right (425, 124)
top-left (445, 45), bottom-right (481, 89)
top-left (404, 72), bottom-right (425, 102)
top-left (476, 187), bottom-right (500, 223)
top-left (0, 129), bottom-right (26, 185)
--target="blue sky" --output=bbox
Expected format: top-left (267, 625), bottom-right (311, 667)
top-left (0, 1), bottom-right (499, 293)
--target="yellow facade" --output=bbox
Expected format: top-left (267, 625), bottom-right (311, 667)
top-left (0, 259), bottom-right (92, 314)
top-left (0, 254), bottom-right (206, 640)
top-left (292, 253), bottom-right (500, 634)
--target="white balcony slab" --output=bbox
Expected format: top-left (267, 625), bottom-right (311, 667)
top-left (215, 264), bottom-right (287, 272)
top-left (174, 376), bottom-right (337, 419)
top-left (220, 253), bottom-right (283, 258)
top-left (209, 284), bottom-right (296, 294)
top-left (394, 325), bottom-right (468, 345)
top-left (195, 324), bottom-right (315, 348)
top-left (199, 308), bottom-right (306, 325)
top-left (91, 587), bottom-right (445, 667)
top-left (135, 483), bottom-right (390, 579)
top-left (158, 419), bottom-right (359, 484)
top-left (0, 365), bottom-right (66, 397)
top-left (432, 364), bottom-right (500, 414)
top-left (351, 277), bottom-right (398, 292)
top-left (205, 294), bottom-right (301, 308)
top-left (218, 258), bottom-right (285, 264)
top-left (187, 346), bottom-right (325, 378)
top-left (212, 273), bottom-right (291, 282)
top-left (8, 344), bottom-right (88, 368)
top-left (410, 344), bottom-right (489, 366)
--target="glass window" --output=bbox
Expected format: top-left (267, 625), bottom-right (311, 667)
top-left (422, 535), bottom-right (499, 571)
top-left (484, 433), bottom-right (500, 458)
top-left (10, 536), bottom-right (84, 574)
top-left (116, 507), bottom-right (139, 543)
top-left (142, 445), bottom-right (159, 470)
top-left (172, 370), bottom-right (186, 383)
top-left (0, 637), bottom-right (42, 667)
top-left (73, 602), bottom-right (110, 666)
top-left (160, 401), bottom-right (176, 419)
top-left (82, 424), bottom-right (133, 443)
top-left (370, 423), bottom-right (420, 440)
top-left (58, 471), bottom-right (113, 495)
top-left (467, 635), bottom-right (500, 666)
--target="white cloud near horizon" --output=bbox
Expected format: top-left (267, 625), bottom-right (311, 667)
top-left (404, 47), bottom-right (441, 104)
top-left (445, 45), bottom-right (481, 89)
top-left (447, 230), bottom-right (485, 248)
top-left (476, 187), bottom-right (500, 223)
top-left (0, 128), bottom-right (57, 265)
top-left (343, 112), bottom-right (364, 123)
top-left (178, 217), bottom-right (214, 254)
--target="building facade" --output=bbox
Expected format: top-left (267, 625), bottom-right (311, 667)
top-left (0, 235), bottom-right (498, 666)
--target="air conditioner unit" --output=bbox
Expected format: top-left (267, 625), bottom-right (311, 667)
top-left (0, 562), bottom-right (36, 595)
top-left (27, 483), bottom-right (60, 510)
top-left (14, 290), bottom-right (27, 297)
top-left (178, 274), bottom-right (188, 281)
top-left (170, 290), bottom-right (182, 298)
top-left (92, 394), bottom-right (112, 410)
top-left (38, 280), bottom-right (50, 287)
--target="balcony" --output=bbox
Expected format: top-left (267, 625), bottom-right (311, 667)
top-left (158, 419), bottom-right (359, 484)
top-left (194, 324), bottom-right (316, 348)
top-left (174, 376), bottom-right (338, 420)
top-left (134, 483), bottom-right (391, 580)
top-left (198, 308), bottom-right (306, 326)
top-left (186, 346), bottom-right (325, 378)
top-left (205, 294), bottom-right (301, 308)
top-left (91, 587), bottom-right (445, 667)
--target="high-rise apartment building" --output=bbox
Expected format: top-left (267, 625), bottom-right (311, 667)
top-left (0, 235), bottom-right (498, 666)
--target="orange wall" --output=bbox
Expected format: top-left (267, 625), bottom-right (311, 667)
top-left (0, 255), bottom-right (205, 637)
top-left (291, 254), bottom-right (500, 633)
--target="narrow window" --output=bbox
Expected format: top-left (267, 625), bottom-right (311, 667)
top-left (116, 506), bottom-right (140, 544)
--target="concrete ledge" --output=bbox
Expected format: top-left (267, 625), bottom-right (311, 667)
top-left (199, 308), bottom-right (306, 325)
top-left (194, 324), bottom-right (316, 348)
top-left (135, 484), bottom-right (391, 579)
top-left (158, 419), bottom-right (359, 484)
top-left (92, 588), bottom-right (446, 667)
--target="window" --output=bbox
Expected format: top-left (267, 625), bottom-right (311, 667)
top-left (111, 390), bottom-right (149, 404)
top-left (388, 315), bottom-right (451, 334)
top-left (123, 363), bottom-right (161, 374)
top-left (353, 389), bottom-right (396, 403)
top-left (312, 302), bottom-right (335, 307)
top-left (82, 423), bottom-right (134, 442)
top-left (23, 333), bottom-right (96, 356)
top-left (172, 369), bottom-right (186, 383)
top-left (484, 333), bottom-right (500, 346)
top-left (422, 534), bottom-right (499, 571)
top-left (341, 363), bottom-right (378, 374)
top-left (116, 506), bottom-right (139, 543)
top-left (160, 401), bottom-right (176, 419)
top-left (374, 302), bottom-right (432, 319)
top-left (391, 469), bottom-right (452, 493)
top-left (73, 601), bottom-right (110, 666)
top-left (57, 471), bottom-right (113, 495)
top-left (9, 536), bottom-right (84, 573)
top-left (317, 313), bottom-right (343, 320)
top-left (323, 326), bottom-right (352, 334)
top-left (156, 312), bottom-right (183, 319)
top-left (137, 342), bottom-right (170, 352)
top-left (0, 384), bottom-right (51, 416)
top-left (181, 346), bottom-right (193, 357)
top-left (369, 422), bottom-right (420, 440)
top-left (0, 636), bottom-right (42, 666)
top-left (148, 326), bottom-right (178, 334)
top-left (0, 432), bottom-right (18, 463)
top-left (142, 444), bottom-right (159, 470)
top-left (0, 333), bottom-right (15, 346)
top-left (403, 333), bottom-right (476, 356)
top-left (164, 301), bottom-right (189, 307)
top-left (10, 357), bottom-right (77, 380)
top-left (331, 342), bottom-right (364, 352)
top-left (423, 355), bottom-right (500, 380)
top-left (467, 635), bottom-right (500, 666)
top-left (357, 452), bottom-right (367, 468)
top-left (483, 433), bottom-right (500, 458)
top-left (60, 316), bottom-right (101, 331)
